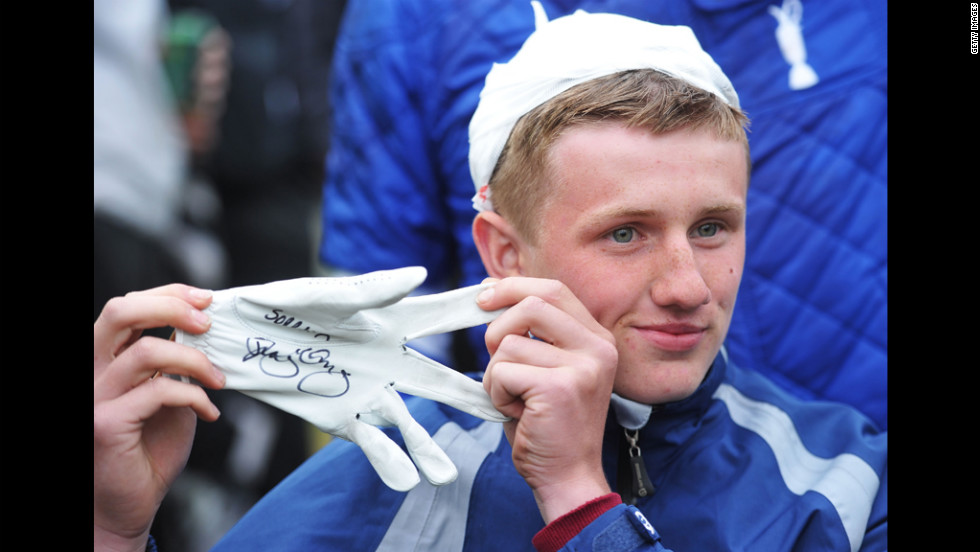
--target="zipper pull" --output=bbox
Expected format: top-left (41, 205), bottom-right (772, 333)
top-left (618, 428), bottom-right (656, 505)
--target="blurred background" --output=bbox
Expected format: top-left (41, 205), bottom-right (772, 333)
top-left (95, 0), bottom-right (347, 549)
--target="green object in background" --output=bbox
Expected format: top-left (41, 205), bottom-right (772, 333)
top-left (163, 9), bottom-right (219, 111)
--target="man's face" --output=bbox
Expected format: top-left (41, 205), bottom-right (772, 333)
top-left (521, 122), bottom-right (748, 404)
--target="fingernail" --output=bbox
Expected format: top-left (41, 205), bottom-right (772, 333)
top-left (213, 365), bottom-right (226, 385)
top-left (477, 286), bottom-right (494, 304)
top-left (190, 288), bottom-right (213, 301)
top-left (192, 308), bottom-right (211, 327)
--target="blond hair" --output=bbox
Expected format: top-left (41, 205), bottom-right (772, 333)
top-left (488, 69), bottom-right (750, 242)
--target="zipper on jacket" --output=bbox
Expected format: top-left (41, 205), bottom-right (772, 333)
top-left (616, 427), bottom-right (656, 505)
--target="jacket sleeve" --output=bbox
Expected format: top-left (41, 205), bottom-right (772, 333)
top-left (858, 458), bottom-right (888, 552)
top-left (557, 505), bottom-right (673, 552)
top-left (318, 0), bottom-right (453, 281)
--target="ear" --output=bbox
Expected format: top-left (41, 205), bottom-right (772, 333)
top-left (472, 211), bottom-right (526, 278)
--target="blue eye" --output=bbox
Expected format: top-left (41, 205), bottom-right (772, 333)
top-left (611, 227), bottom-right (635, 243)
top-left (694, 223), bottom-right (719, 238)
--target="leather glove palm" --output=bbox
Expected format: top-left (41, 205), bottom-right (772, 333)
top-left (176, 267), bottom-right (508, 491)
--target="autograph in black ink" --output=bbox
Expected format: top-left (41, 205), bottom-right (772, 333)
top-left (264, 309), bottom-right (331, 341)
top-left (243, 337), bottom-right (350, 398)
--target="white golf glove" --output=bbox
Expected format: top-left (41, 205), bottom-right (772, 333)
top-left (176, 267), bottom-right (508, 491)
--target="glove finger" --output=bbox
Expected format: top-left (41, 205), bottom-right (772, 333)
top-left (212, 267), bottom-right (428, 345)
top-left (393, 348), bottom-right (510, 423)
top-left (385, 282), bottom-right (506, 343)
top-left (375, 385), bottom-right (459, 487)
top-left (345, 415), bottom-right (422, 492)
top-left (235, 267), bottom-right (429, 319)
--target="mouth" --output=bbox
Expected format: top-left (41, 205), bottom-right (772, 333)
top-left (632, 323), bottom-right (707, 352)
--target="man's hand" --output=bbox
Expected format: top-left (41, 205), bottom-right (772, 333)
top-left (94, 285), bottom-right (226, 551)
top-left (477, 277), bottom-right (619, 524)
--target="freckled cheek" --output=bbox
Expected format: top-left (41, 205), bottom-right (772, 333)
top-left (620, 331), bottom-right (640, 354)
top-left (575, 283), bottom-right (632, 333)
top-left (711, 263), bottom-right (743, 312)
top-left (543, 255), bottom-right (623, 320)
top-left (704, 246), bottom-right (744, 293)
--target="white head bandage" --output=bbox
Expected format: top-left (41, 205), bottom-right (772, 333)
top-left (468, 1), bottom-right (740, 212)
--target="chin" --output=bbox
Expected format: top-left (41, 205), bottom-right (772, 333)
top-left (613, 352), bottom-right (713, 405)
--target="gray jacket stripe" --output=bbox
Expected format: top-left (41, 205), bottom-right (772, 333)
top-left (713, 383), bottom-right (880, 552)
top-left (376, 420), bottom-right (504, 552)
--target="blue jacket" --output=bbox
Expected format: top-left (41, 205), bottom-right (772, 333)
top-left (317, 0), bottom-right (888, 430)
top-left (212, 351), bottom-right (887, 551)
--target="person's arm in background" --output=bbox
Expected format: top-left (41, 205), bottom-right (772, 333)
top-left (94, 285), bottom-right (226, 551)
top-left (318, 0), bottom-right (451, 285)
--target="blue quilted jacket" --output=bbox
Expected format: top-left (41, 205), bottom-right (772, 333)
top-left (212, 352), bottom-right (887, 550)
top-left (318, 0), bottom-right (887, 429)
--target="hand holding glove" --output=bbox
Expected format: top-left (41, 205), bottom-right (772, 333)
top-left (176, 267), bottom-right (508, 491)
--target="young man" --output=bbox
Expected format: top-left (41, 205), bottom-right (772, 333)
top-left (95, 7), bottom-right (886, 552)
top-left (209, 7), bottom-right (887, 551)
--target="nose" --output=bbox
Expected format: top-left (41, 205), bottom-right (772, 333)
top-left (649, 240), bottom-right (711, 310)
